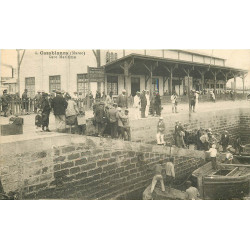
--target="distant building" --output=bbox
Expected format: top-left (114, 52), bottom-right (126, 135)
top-left (0, 77), bottom-right (17, 94)
top-left (19, 49), bottom-right (248, 98)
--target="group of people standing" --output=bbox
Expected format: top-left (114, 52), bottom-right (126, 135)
top-left (133, 90), bottom-right (162, 118)
top-left (93, 101), bottom-right (131, 140)
top-left (35, 90), bottom-right (86, 134)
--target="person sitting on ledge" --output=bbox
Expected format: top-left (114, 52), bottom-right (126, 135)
top-left (185, 181), bottom-right (200, 200)
top-left (150, 164), bottom-right (165, 194)
top-left (162, 157), bottom-right (175, 192)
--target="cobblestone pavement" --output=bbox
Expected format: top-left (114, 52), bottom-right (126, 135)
top-left (0, 100), bottom-right (249, 142)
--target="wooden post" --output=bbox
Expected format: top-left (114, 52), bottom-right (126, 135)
top-left (187, 69), bottom-right (191, 113)
top-left (234, 75), bottom-right (236, 93)
top-left (242, 74), bottom-right (245, 95)
top-left (87, 66), bottom-right (90, 109)
top-left (225, 73), bottom-right (228, 92)
top-left (182, 67), bottom-right (191, 113)
top-left (169, 68), bottom-right (173, 95)
top-left (201, 73), bottom-right (205, 91)
top-left (214, 72), bottom-right (217, 94)
top-left (17, 50), bottom-right (20, 96)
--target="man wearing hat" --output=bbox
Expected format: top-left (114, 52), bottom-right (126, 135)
top-left (190, 90), bottom-right (196, 112)
top-left (122, 109), bottom-right (131, 141)
top-left (156, 117), bottom-right (166, 145)
top-left (108, 103), bottom-right (118, 138)
top-left (22, 89), bottom-right (29, 114)
top-left (117, 89), bottom-right (128, 110)
top-left (220, 130), bottom-right (230, 152)
top-left (1, 89), bottom-right (10, 117)
top-left (133, 91), bottom-right (141, 119)
top-left (34, 90), bottom-right (42, 113)
top-left (140, 90), bottom-right (147, 118)
top-left (116, 107), bottom-right (125, 139)
top-left (51, 90), bottom-right (68, 132)
top-left (41, 92), bottom-right (51, 132)
top-left (94, 101), bottom-right (107, 137)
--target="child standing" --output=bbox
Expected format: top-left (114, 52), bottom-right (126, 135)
top-left (35, 110), bottom-right (43, 132)
top-left (77, 110), bottom-right (86, 135)
top-left (156, 117), bottom-right (166, 145)
top-left (207, 144), bottom-right (218, 170)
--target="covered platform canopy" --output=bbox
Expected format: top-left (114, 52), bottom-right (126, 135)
top-left (104, 53), bottom-right (248, 94)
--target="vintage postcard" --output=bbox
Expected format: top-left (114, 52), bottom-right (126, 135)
top-left (1, 49), bottom-right (250, 200)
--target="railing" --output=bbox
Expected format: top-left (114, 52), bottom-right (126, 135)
top-left (161, 93), bottom-right (249, 104)
top-left (1, 93), bottom-right (248, 116)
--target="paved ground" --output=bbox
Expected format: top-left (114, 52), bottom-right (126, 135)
top-left (0, 100), bottom-right (249, 143)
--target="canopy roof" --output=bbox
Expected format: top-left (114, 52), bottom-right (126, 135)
top-left (105, 53), bottom-right (248, 81)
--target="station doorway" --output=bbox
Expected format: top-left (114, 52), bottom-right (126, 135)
top-left (131, 77), bottom-right (140, 96)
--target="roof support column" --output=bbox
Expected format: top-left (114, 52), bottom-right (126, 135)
top-left (163, 65), bottom-right (177, 95)
top-left (182, 67), bottom-right (191, 113)
top-left (143, 62), bottom-right (158, 93)
top-left (220, 70), bottom-right (228, 91)
top-left (169, 69), bottom-right (173, 95)
top-left (163, 76), bottom-right (168, 94)
top-left (120, 59), bottom-right (134, 94)
top-left (210, 70), bottom-right (218, 94)
top-left (242, 73), bottom-right (246, 95)
top-left (197, 68), bottom-right (206, 91)
top-left (234, 75), bottom-right (237, 94)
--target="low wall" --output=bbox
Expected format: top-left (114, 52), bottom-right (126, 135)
top-left (0, 135), bottom-right (205, 200)
top-left (131, 107), bottom-right (248, 144)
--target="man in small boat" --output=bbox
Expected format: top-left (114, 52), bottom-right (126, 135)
top-left (186, 181), bottom-right (200, 200)
top-left (207, 144), bottom-right (218, 170)
top-left (150, 164), bottom-right (165, 193)
top-left (224, 148), bottom-right (234, 164)
top-left (220, 130), bottom-right (230, 152)
top-left (233, 136), bottom-right (243, 154)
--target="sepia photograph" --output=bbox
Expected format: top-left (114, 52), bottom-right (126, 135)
top-left (1, 1), bottom-right (250, 249)
top-left (1, 49), bottom-right (250, 200)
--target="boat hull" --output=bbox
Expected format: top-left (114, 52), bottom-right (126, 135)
top-left (192, 162), bottom-right (250, 200)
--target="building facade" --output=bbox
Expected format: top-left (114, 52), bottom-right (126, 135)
top-left (19, 49), bottom-right (247, 98)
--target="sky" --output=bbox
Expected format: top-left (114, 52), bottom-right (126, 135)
top-left (1, 49), bottom-right (250, 87)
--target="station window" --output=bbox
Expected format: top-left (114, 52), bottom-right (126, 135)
top-left (25, 77), bottom-right (35, 98)
top-left (77, 74), bottom-right (89, 97)
top-left (49, 75), bottom-right (61, 93)
top-left (107, 75), bottom-right (118, 95)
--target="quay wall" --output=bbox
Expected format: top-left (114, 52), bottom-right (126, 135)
top-left (130, 107), bottom-right (249, 144)
top-left (240, 108), bottom-right (250, 143)
top-left (0, 135), bottom-right (205, 200)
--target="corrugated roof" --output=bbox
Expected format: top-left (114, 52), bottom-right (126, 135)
top-left (172, 50), bottom-right (226, 60)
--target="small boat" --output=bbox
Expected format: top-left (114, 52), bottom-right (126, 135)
top-left (192, 162), bottom-right (250, 200)
top-left (143, 185), bottom-right (187, 200)
top-left (233, 144), bottom-right (250, 164)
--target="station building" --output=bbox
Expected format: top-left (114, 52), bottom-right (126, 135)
top-left (18, 49), bottom-right (248, 98)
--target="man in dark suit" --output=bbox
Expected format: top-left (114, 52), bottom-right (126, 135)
top-left (94, 102), bottom-right (107, 137)
top-left (51, 90), bottom-right (68, 132)
top-left (220, 130), bottom-right (230, 152)
top-left (117, 89), bottom-right (128, 110)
